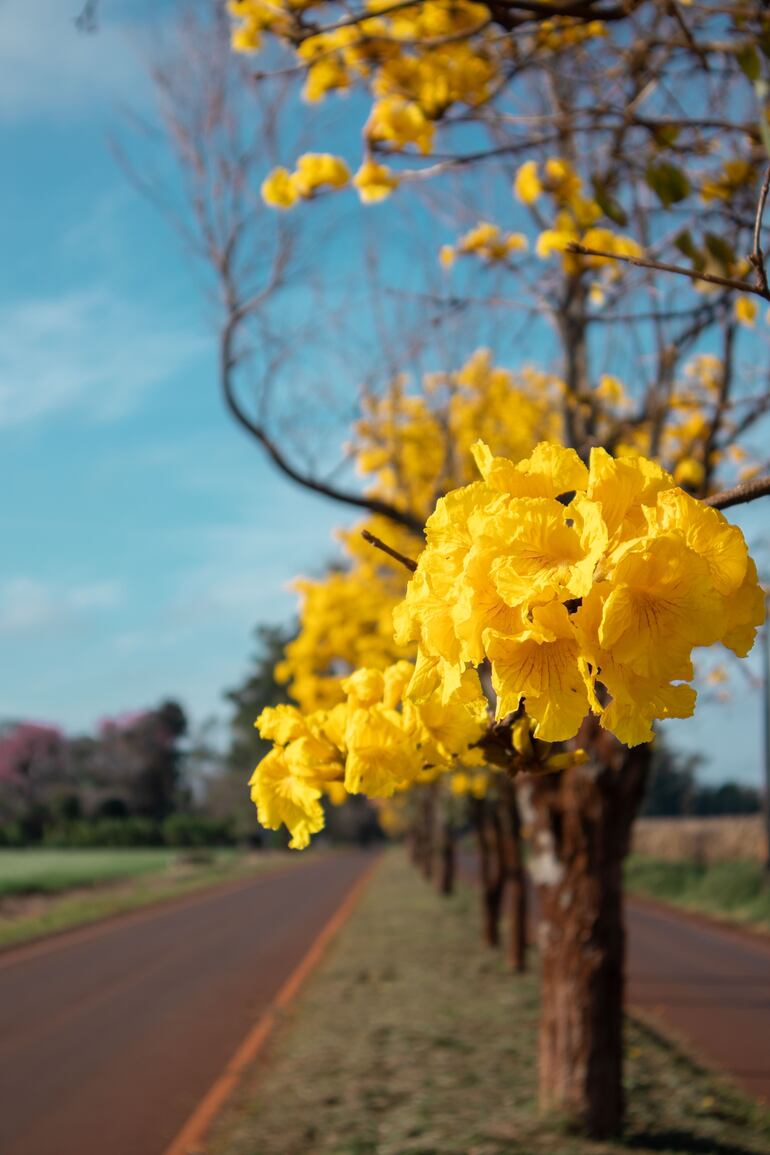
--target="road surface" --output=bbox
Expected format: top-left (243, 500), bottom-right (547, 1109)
top-left (0, 850), bottom-right (373, 1155)
top-left (627, 897), bottom-right (770, 1101)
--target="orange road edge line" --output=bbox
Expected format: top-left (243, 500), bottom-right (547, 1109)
top-left (161, 853), bottom-right (382, 1155)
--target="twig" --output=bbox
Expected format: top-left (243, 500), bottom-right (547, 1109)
top-left (704, 475), bottom-right (770, 511)
top-left (565, 242), bottom-right (770, 299)
top-left (75, 0), bottom-right (99, 32)
top-left (750, 165), bottom-right (770, 296)
top-left (361, 529), bottom-right (419, 572)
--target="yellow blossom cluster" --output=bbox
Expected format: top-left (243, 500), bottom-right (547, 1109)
top-left (513, 157), bottom-right (643, 275)
top-left (354, 351), bottom-right (562, 517)
top-left (279, 353), bottom-right (563, 715)
top-left (440, 221), bottom-right (527, 268)
top-left (532, 17), bottom-right (607, 52)
top-left (262, 152), bottom-right (400, 208)
top-left (700, 159), bottom-right (756, 204)
top-left (276, 518), bottom-right (416, 711)
top-left (250, 660), bottom-right (488, 847)
top-left (651, 354), bottom-right (765, 491)
top-left (394, 441), bottom-right (765, 748)
top-left (261, 152), bottom-right (350, 209)
top-left (233, 0), bottom-right (505, 171)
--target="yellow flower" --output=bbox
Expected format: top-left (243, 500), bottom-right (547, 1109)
top-left (249, 748), bottom-right (325, 850)
top-left (471, 439), bottom-right (588, 498)
top-left (486, 495), bottom-right (607, 606)
top-left (261, 167), bottom-right (299, 210)
top-left (291, 152), bottom-right (351, 197)
top-left (700, 159), bottom-right (754, 203)
top-left (367, 96), bottom-right (435, 154)
top-left (439, 244), bottom-right (456, 268)
top-left (394, 441), bottom-right (763, 749)
top-left (486, 603), bottom-right (590, 742)
top-left (343, 705), bottom-right (421, 795)
top-left (514, 160), bottom-right (542, 205)
top-left (734, 295), bottom-right (757, 327)
top-left (673, 457), bottom-right (705, 489)
top-left (598, 536), bottom-right (725, 681)
top-left (353, 160), bottom-right (399, 203)
top-left (721, 557), bottom-right (766, 658)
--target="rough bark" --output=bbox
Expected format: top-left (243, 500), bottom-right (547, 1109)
top-left (417, 787), bottom-right (436, 882)
top-left (500, 776), bottom-right (528, 972)
top-left (436, 816), bottom-right (456, 896)
top-left (473, 798), bottom-right (506, 947)
top-left (529, 722), bottom-right (650, 1138)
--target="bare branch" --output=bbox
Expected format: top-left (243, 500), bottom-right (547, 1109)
top-left (704, 476), bottom-right (770, 511)
top-left (566, 242), bottom-right (770, 298)
top-left (361, 529), bottom-right (419, 571)
top-left (750, 164), bottom-right (770, 297)
top-left (220, 319), bottom-right (425, 535)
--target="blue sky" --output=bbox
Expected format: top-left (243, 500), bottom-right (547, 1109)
top-left (1, 0), bottom-right (768, 786)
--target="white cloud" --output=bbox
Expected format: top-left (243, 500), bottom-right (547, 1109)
top-left (0, 289), bottom-right (206, 428)
top-left (0, 0), bottom-right (155, 123)
top-left (0, 576), bottom-right (123, 634)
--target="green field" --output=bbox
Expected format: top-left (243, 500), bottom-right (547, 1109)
top-left (624, 856), bottom-right (770, 930)
top-left (208, 851), bottom-right (770, 1155)
top-left (0, 847), bottom-right (194, 897)
top-left (0, 847), bottom-right (286, 951)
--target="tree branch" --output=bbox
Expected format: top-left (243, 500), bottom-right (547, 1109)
top-left (566, 243), bottom-right (770, 299)
top-left (704, 475), bottom-right (770, 511)
top-left (750, 164), bottom-right (770, 296)
top-left (361, 529), bottom-right (419, 571)
top-left (220, 319), bottom-right (425, 535)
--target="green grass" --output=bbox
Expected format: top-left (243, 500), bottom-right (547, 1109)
top-left (625, 856), bottom-right (770, 930)
top-left (0, 848), bottom-right (186, 896)
top-left (0, 848), bottom-right (291, 951)
top-left (207, 850), bottom-right (770, 1155)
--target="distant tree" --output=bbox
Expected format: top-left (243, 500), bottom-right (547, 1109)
top-left (641, 735), bottom-right (761, 817)
top-left (94, 701), bottom-right (189, 822)
top-left (0, 722), bottom-right (69, 840)
top-left (693, 781), bottom-right (761, 817)
top-left (640, 737), bottom-right (699, 818)
top-left (205, 624), bottom-right (296, 843)
top-left (226, 624), bottom-right (296, 773)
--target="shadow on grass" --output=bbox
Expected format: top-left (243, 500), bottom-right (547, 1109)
top-left (626, 1132), bottom-right (766, 1155)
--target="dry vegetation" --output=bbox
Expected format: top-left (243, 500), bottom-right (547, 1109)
top-left (632, 816), bottom-right (766, 864)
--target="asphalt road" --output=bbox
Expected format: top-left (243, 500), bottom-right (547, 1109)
top-left (0, 850), bottom-right (373, 1155)
top-left (627, 897), bottom-right (770, 1102)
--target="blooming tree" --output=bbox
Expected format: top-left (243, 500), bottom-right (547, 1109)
top-left (139, 0), bottom-right (770, 1137)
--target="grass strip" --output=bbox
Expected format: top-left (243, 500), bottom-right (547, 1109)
top-left (0, 850), bottom-right (291, 951)
top-left (207, 850), bottom-right (770, 1155)
top-left (0, 848), bottom-right (189, 896)
top-left (625, 856), bottom-right (770, 931)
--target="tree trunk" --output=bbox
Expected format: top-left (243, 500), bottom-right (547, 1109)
top-left (529, 723), bottom-right (650, 1138)
top-left (500, 777), bottom-right (527, 972)
top-left (473, 798), bottom-right (505, 947)
top-left (418, 786), bottom-right (435, 882)
top-left (436, 817), bottom-right (456, 896)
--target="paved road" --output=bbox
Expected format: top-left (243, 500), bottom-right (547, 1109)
top-left (0, 850), bottom-right (373, 1155)
top-left (627, 897), bottom-right (770, 1102)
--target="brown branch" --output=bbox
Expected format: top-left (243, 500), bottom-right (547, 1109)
top-left (219, 318), bottom-right (424, 535)
top-left (361, 529), bottom-right (419, 571)
top-left (704, 475), bottom-right (770, 511)
top-left (750, 164), bottom-right (770, 296)
top-left (296, 0), bottom-right (627, 41)
top-left (566, 243), bottom-right (770, 299)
